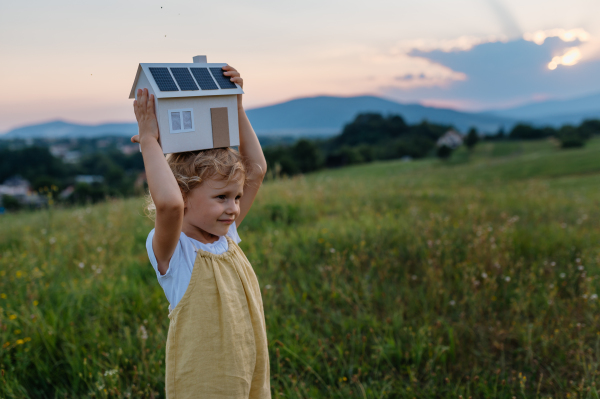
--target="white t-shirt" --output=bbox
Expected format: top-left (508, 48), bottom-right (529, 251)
top-left (146, 223), bottom-right (242, 310)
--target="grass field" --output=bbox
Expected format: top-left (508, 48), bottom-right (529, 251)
top-left (2, 138), bottom-right (600, 398)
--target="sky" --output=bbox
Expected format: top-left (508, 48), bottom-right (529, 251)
top-left (1, 0), bottom-right (600, 132)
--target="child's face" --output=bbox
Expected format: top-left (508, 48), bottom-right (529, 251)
top-left (183, 175), bottom-right (244, 237)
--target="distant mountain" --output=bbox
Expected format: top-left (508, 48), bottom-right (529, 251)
top-left (246, 95), bottom-right (512, 136)
top-left (485, 92), bottom-right (600, 121)
top-left (3, 93), bottom-right (599, 140)
top-left (1, 120), bottom-right (138, 140)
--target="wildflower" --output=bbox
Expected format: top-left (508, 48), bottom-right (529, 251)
top-left (9, 314), bottom-right (17, 320)
top-left (550, 262), bottom-right (556, 267)
top-left (139, 325), bottom-right (148, 340)
top-left (481, 272), bottom-right (488, 279)
top-left (2, 342), bottom-right (9, 348)
top-left (578, 265), bottom-right (584, 271)
top-left (16, 339), bottom-right (24, 345)
top-left (14, 329), bottom-right (21, 334)
top-left (96, 268), bottom-right (102, 274)
top-left (583, 294), bottom-right (588, 299)
top-left (49, 237), bottom-right (56, 244)
top-left (329, 248), bottom-right (335, 253)
top-left (449, 300), bottom-right (456, 306)
top-left (104, 369), bottom-right (118, 376)
top-left (16, 271), bottom-right (22, 278)
top-left (24, 337), bottom-right (31, 342)
top-left (78, 262), bottom-right (85, 269)
top-left (576, 258), bottom-right (581, 263)
top-left (0, 294), bottom-right (5, 299)
top-left (504, 276), bottom-right (511, 282)
top-left (560, 273), bottom-right (566, 279)
top-left (549, 284), bottom-right (554, 289)
top-left (265, 285), bottom-right (272, 290)
top-left (591, 294), bottom-right (598, 301)
top-left (411, 275), bottom-right (418, 280)
top-left (97, 247), bottom-right (103, 252)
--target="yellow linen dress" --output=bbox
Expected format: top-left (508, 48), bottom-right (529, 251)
top-left (165, 236), bottom-right (270, 398)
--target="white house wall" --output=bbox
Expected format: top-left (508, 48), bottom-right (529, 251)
top-left (157, 95), bottom-right (239, 154)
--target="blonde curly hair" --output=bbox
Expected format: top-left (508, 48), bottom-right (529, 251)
top-left (145, 147), bottom-right (248, 219)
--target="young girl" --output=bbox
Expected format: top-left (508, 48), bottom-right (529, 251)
top-left (131, 66), bottom-right (270, 398)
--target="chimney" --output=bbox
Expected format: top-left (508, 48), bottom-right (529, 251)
top-left (193, 55), bottom-right (207, 63)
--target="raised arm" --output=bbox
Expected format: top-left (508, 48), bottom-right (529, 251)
top-left (131, 88), bottom-right (184, 275)
top-left (222, 65), bottom-right (267, 226)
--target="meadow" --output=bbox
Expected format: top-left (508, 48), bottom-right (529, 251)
top-left (2, 138), bottom-right (600, 398)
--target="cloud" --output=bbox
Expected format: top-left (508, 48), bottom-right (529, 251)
top-left (378, 29), bottom-right (600, 110)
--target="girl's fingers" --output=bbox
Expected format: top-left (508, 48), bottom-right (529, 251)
top-left (131, 134), bottom-right (140, 143)
top-left (231, 77), bottom-right (243, 85)
top-left (147, 94), bottom-right (155, 114)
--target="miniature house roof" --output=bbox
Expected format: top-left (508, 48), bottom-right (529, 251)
top-left (128, 59), bottom-right (244, 99)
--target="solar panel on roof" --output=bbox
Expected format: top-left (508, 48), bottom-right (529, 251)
top-left (190, 68), bottom-right (218, 90)
top-left (149, 67), bottom-right (179, 91)
top-left (209, 68), bottom-right (238, 89)
top-left (170, 68), bottom-right (199, 91)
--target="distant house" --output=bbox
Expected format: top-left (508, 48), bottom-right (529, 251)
top-left (0, 176), bottom-right (31, 197)
top-left (0, 176), bottom-right (45, 208)
top-left (437, 130), bottom-right (464, 149)
top-left (129, 55), bottom-right (243, 154)
top-left (75, 175), bottom-right (104, 185)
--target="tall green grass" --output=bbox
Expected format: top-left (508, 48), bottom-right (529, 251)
top-left (2, 138), bottom-right (600, 398)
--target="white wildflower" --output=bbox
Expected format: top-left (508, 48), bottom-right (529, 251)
top-left (265, 284), bottom-right (272, 290)
top-left (139, 325), bottom-right (148, 340)
top-left (329, 248), bottom-right (335, 253)
top-left (504, 276), bottom-right (511, 282)
top-left (78, 262), bottom-right (84, 269)
top-left (560, 273), bottom-right (566, 279)
top-left (49, 237), bottom-right (56, 244)
top-left (449, 300), bottom-right (456, 306)
top-left (481, 272), bottom-right (488, 279)
top-left (578, 265), bottom-right (584, 271)
top-left (590, 294), bottom-right (598, 301)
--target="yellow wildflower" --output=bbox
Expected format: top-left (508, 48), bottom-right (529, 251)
top-left (24, 337), bottom-right (31, 342)
top-left (16, 271), bottom-right (22, 278)
top-left (0, 293), bottom-right (6, 299)
top-left (9, 314), bottom-right (17, 320)
top-left (16, 339), bottom-right (24, 345)
top-left (33, 301), bottom-right (38, 306)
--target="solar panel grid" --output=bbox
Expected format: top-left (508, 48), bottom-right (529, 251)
top-left (209, 68), bottom-right (238, 89)
top-left (149, 67), bottom-right (179, 91)
top-left (170, 68), bottom-right (199, 91)
top-left (190, 68), bottom-right (219, 90)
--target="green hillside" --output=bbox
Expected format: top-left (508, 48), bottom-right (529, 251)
top-left (2, 139), bottom-right (600, 398)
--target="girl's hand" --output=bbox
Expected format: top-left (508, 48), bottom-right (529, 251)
top-left (131, 88), bottom-right (159, 144)
top-left (222, 65), bottom-right (244, 108)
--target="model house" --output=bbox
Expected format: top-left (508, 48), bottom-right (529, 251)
top-left (129, 55), bottom-right (243, 154)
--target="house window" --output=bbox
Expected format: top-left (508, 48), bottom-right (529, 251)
top-left (168, 109), bottom-right (195, 133)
